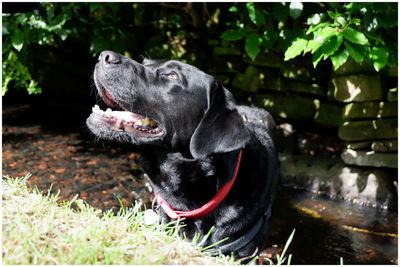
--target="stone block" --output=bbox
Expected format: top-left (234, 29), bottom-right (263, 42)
top-left (330, 75), bottom-right (383, 102)
top-left (281, 56), bottom-right (330, 83)
top-left (343, 101), bottom-right (397, 119)
top-left (212, 46), bottom-right (241, 55)
top-left (387, 87), bottom-right (398, 102)
top-left (243, 51), bottom-right (281, 68)
top-left (338, 118), bottom-right (398, 141)
top-left (288, 82), bottom-right (325, 96)
top-left (371, 140), bottom-right (398, 152)
top-left (279, 153), bottom-right (396, 209)
top-left (345, 141), bottom-right (371, 150)
top-left (314, 102), bottom-right (344, 128)
top-left (341, 149), bottom-right (398, 168)
top-left (381, 65), bottom-right (398, 77)
top-left (232, 66), bottom-right (262, 92)
top-left (334, 57), bottom-right (375, 75)
top-left (254, 93), bottom-right (318, 121)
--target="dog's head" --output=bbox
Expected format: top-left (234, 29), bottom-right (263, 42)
top-left (87, 50), bottom-right (250, 158)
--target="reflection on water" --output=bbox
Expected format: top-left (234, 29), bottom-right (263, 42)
top-left (263, 187), bottom-right (398, 264)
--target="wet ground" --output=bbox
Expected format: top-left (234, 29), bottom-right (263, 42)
top-left (2, 102), bottom-right (398, 264)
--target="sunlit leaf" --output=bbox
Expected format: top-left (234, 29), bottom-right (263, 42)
top-left (321, 34), bottom-right (343, 59)
top-left (370, 46), bottom-right (389, 71)
top-left (247, 3), bottom-right (266, 25)
top-left (343, 40), bottom-right (365, 63)
top-left (343, 27), bottom-right (370, 45)
top-left (330, 46), bottom-right (349, 70)
top-left (284, 38), bottom-right (308, 61)
top-left (11, 29), bottom-right (24, 52)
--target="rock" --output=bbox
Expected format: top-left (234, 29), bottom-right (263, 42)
top-left (281, 56), bottom-right (330, 83)
top-left (212, 46), bottom-right (241, 55)
top-left (345, 141), bottom-right (371, 150)
top-left (232, 66), bottom-right (262, 92)
top-left (334, 57), bottom-right (375, 75)
top-left (343, 101), bottom-right (397, 119)
top-left (381, 65), bottom-right (398, 77)
top-left (338, 118), bottom-right (398, 141)
top-left (288, 82), bottom-right (325, 96)
top-left (314, 102), bottom-right (344, 128)
top-left (254, 93), bottom-right (318, 121)
top-left (387, 87), bottom-right (398, 102)
top-left (371, 140), bottom-right (398, 152)
top-left (243, 51), bottom-right (281, 68)
top-left (279, 153), bottom-right (397, 209)
top-left (330, 75), bottom-right (383, 102)
top-left (341, 149), bottom-right (398, 168)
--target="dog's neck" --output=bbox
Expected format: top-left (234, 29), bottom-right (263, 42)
top-left (139, 148), bottom-right (243, 211)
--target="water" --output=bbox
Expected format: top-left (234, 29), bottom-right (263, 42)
top-left (263, 187), bottom-right (398, 264)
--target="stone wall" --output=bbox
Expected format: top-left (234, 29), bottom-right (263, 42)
top-left (208, 44), bottom-right (397, 209)
top-left (208, 45), bottom-right (398, 170)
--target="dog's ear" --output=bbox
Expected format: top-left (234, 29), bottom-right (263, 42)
top-left (189, 81), bottom-right (250, 158)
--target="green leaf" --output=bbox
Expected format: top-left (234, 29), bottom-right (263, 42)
top-left (305, 39), bottom-right (323, 54)
top-left (11, 29), bottom-right (24, 52)
top-left (342, 27), bottom-right (370, 45)
top-left (314, 27), bottom-right (337, 43)
top-left (245, 33), bottom-right (261, 60)
top-left (229, 6), bottom-right (238, 12)
top-left (330, 46), bottom-right (349, 70)
top-left (220, 28), bottom-right (249, 41)
top-left (284, 38), bottom-right (308, 61)
top-left (343, 40), bottom-right (365, 63)
top-left (289, 2), bottom-right (303, 19)
top-left (312, 47), bottom-right (324, 68)
top-left (327, 10), bottom-right (336, 20)
top-left (370, 46), bottom-right (389, 71)
top-left (247, 3), bottom-right (266, 25)
top-left (321, 34), bottom-right (343, 59)
top-left (306, 22), bottom-right (331, 35)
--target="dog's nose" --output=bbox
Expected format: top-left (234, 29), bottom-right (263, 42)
top-left (99, 50), bottom-right (121, 65)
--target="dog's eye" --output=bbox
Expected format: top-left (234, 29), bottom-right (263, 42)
top-left (167, 73), bottom-right (178, 80)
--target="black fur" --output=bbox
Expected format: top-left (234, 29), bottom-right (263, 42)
top-left (87, 51), bottom-right (279, 260)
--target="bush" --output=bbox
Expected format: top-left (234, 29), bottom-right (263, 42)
top-left (219, 2), bottom-right (397, 71)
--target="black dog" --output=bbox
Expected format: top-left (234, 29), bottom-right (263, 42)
top-left (87, 51), bottom-right (278, 261)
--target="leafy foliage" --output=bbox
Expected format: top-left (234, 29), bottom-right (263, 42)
top-left (220, 2), bottom-right (397, 71)
top-left (2, 3), bottom-right (192, 95)
top-left (2, 2), bottom-right (398, 96)
top-left (284, 3), bottom-right (397, 71)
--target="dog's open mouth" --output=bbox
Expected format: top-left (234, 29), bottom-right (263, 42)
top-left (90, 82), bottom-right (164, 137)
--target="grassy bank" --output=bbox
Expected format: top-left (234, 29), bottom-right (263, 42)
top-left (2, 175), bottom-right (237, 265)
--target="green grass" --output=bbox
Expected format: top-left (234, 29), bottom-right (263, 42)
top-left (2, 174), bottom-right (237, 265)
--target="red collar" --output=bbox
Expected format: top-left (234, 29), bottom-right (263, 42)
top-left (155, 149), bottom-right (243, 220)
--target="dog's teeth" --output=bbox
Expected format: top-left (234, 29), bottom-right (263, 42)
top-left (94, 105), bottom-right (100, 110)
top-left (105, 108), bottom-right (112, 117)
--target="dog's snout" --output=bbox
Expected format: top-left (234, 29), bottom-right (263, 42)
top-left (99, 50), bottom-right (121, 65)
